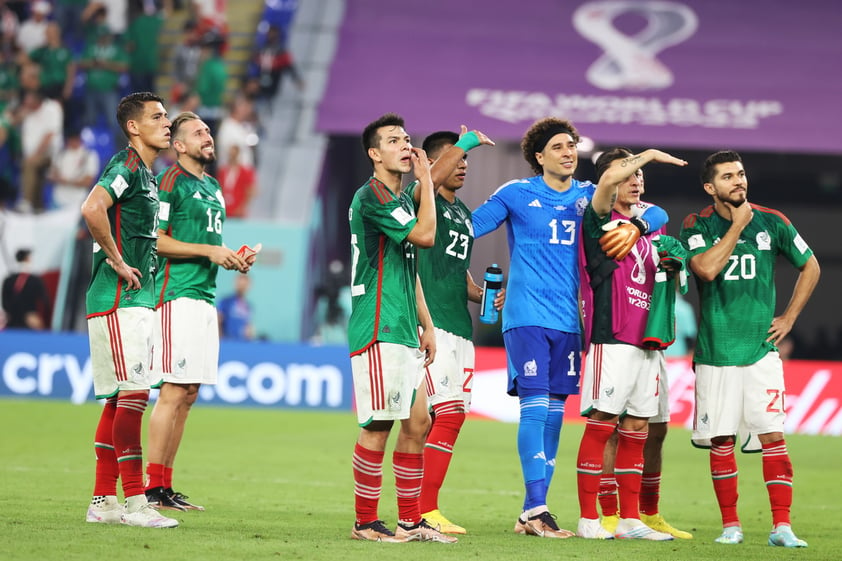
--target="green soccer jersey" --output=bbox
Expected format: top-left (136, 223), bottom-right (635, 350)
top-left (348, 177), bottom-right (420, 354)
top-left (155, 163), bottom-right (225, 305)
top-left (417, 193), bottom-right (474, 340)
top-left (680, 204), bottom-right (813, 366)
top-left (86, 147), bottom-right (159, 316)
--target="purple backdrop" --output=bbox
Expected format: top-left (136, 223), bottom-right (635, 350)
top-left (317, 0), bottom-right (842, 154)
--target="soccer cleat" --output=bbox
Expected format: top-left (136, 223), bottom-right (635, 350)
top-left (86, 495), bottom-right (123, 524)
top-left (614, 517), bottom-right (674, 540)
top-left (601, 513), bottom-right (619, 534)
top-left (168, 489), bottom-right (205, 511)
top-left (513, 510), bottom-right (575, 539)
top-left (714, 525), bottom-right (744, 545)
top-left (121, 500), bottom-right (179, 528)
top-left (768, 525), bottom-right (808, 548)
top-left (395, 519), bottom-right (458, 543)
top-left (421, 509), bottom-right (466, 535)
top-left (577, 517), bottom-right (614, 539)
top-left (351, 520), bottom-right (404, 542)
top-left (145, 486), bottom-right (186, 512)
top-left (640, 513), bottom-right (693, 539)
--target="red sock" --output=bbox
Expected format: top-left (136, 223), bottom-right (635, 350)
top-left (419, 401), bottom-right (465, 514)
top-left (762, 439), bottom-right (793, 527)
top-left (352, 443), bottom-right (383, 525)
top-left (145, 462), bottom-right (164, 490)
top-left (93, 398), bottom-right (119, 496)
top-left (113, 395), bottom-right (148, 498)
top-left (393, 451), bottom-right (423, 526)
top-left (616, 428), bottom-right (647, 519)
top-left (639, 472), bottom-right (661, 515)
top-left (710, 441), bottom-right (740, 527)
top-left (163, 466), bottom-right (174, 489)
top-left (598, 475), bottom-right (618, 516)
top-left (576, 419), bottom-right (616, 519)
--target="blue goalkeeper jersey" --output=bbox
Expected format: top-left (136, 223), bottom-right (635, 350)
top-left (472, 175), bottom-right (596, 334)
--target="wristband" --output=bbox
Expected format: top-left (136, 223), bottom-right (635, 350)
top-left (454, 131), bottom-right (481, 152)
top-left (630, 216), bottom-right (648, 235)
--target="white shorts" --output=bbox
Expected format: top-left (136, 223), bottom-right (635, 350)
top-left (154, 298), bottom-right (220, 385)
top-left (692, 352), bottom-right (785, 451)
top-left (649, 352), bottom-right (670, 424)
top-left (88, 307), bottom-right (159, 399)
top-left (424, 328), bottom-right (474, 411)
top-left (580, 343), bottom-right (662, 418)
top-left (351, 341), bottom-right (426, 425)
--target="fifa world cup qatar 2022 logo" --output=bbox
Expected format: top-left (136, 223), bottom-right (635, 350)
top-left (573, 1), bottom-right (698, 91)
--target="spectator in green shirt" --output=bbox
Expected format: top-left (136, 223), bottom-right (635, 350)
top-left (78, 29), bottom-right (128, 145)
top-left (27, 22), bottom-right (76, 118)
top-left (195, 31), bottom-right (227, 137)
top-left (125, 3), bottom-right (163, 93)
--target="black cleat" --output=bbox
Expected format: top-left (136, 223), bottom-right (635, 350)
top-left (145, 486), bottom-right (187, 512)
top-left (167, 488), bottom-right (205, 511)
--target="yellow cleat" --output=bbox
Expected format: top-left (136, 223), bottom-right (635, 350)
top-left (640, 513), bottom-right (693, 539)
top-left (421, 509), bottom-right (467, 535)
top-left (601, 514), bottom-right (619, 534)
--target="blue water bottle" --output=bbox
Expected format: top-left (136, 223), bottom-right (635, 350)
top-left (479, 264), bottom-right (503, 324)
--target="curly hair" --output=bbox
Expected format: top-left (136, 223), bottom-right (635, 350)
top-left (520, 117), bottom-right (580, 175)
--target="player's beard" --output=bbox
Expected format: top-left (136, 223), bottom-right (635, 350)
top-left (195, 148), bottom-right (216, 166)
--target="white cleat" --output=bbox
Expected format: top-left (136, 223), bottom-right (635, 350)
top-left (86, 495), bottom-right (123, 524)
top-left (614, 517), bottom-right (673, 540)
top-left (121, 496), bottom-right (179, 528)
top-left (577, 517), bottom-right (614, 539)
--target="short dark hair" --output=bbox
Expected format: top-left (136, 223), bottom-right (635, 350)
top-left (422, 131), bottom-right (459, 160)
top-left (116, 91), bottom-right (165, 140)
top-left (594, 147), bottom-right (633, 181)
top-left (520, 117), bottom-right (580, 175)
top-left (361, 113), bottom-right (405, 164)
top-left (15, 249), bottom-right (31, 263)
top-left (170, 111), bottom-right (201, 142)
top-left (701, 150), bottom-right (742, 184)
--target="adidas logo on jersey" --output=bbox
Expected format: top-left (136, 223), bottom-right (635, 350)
top-left (528, 199), bottom-right (542, 208)
top-left (193, 191), bottom-right (202, 199)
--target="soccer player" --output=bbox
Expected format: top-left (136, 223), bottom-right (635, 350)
top-left (574, 148), bottom-right (687, 540)
top-left (348, 113), bottom-right (455, 543)
top-left (680, 150), bottom-right (819, 547)
top-left (81, 92), bottom-right (178, 528)
top-left (144, 112), bottom-right (251, 511)
top-left (416, 129), bottom-right (500, 535)
top-left (471, 118), bottom-right (666, 538)
top-left (597, 168), bottom-right (694, 541)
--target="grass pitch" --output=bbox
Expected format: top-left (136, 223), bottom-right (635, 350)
top-left (1, 398), bottom-right (839, 560)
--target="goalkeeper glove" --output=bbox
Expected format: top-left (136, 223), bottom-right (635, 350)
top-left (599, 217), bottom-right (647, 260)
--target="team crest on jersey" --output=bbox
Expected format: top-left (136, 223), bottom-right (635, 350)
top-left (523, 359), bottom-right (538, 377)
top-left (389, 391), bottom-right (402, 410)
top-left (575, 197), bottom-right (589, 216)
top-left (440, 376), bottom-right (449, 388)
top-left (756, 231), bottom-right (771, 250)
